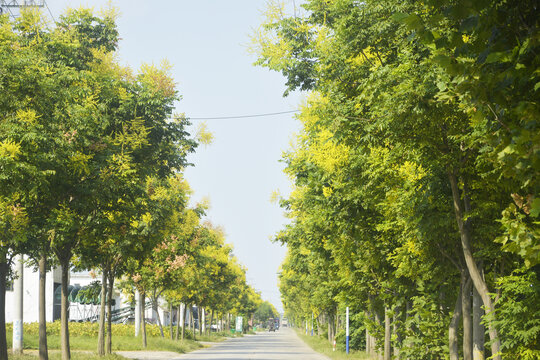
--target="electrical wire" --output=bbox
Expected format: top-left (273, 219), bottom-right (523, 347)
top-left (189, 110), bottom-right (299, 120)
top-left (44, 0), bottom-right (55, 23)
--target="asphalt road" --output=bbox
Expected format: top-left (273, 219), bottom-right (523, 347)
top-left (176, 327), bottom-right (330, 360)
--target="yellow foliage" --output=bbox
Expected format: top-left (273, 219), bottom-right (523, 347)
top-left (195, 122), bottom-right (214, 146)
top-left (139, 61), bottom-right (176, 98)
top-left (0, 140), bottom-right (21, 160)
top-left (141, 212), bottom-right (152, 225)
top-left (396, 160), bottom-right (425, 183)
top-left (270, 190), bottom-right (281, 204)
top-left (16, 108), bottom-right (39, 125)
top-left (90, 47), bottom-right (132, 81)
top-left (70, 151), bottom-right (93, 176)
top-left (322, 186), bottom-right (333, 198)
top-left (347, 47), bottom-right (384, 69)
top-left (16, 8), bottom-right (47, 41)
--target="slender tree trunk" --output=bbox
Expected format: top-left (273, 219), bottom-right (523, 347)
top-left (393, 306), bottom-right (401, 357)
top-left (141, 293), bottom-right (147, 348)
top-left (192, 306), bottom-right (196, 340)
top-left (170, 303), bottom-right (174, 340)
top-left (175, 305), bottom-right (180, 341)
top-left (374, 309), bottom-right (383, 360)
top-left (450, 281), bottom-right (463, 360)
top-left (365, 310), bottom-right (375, 355)
top-left (60, 260), bottom-right (71, 360)
top-left (473, 283), bottom-right (485, 360)
top-left (135, 290), bottom-right (141, 337)
top-left (97, 267), bottom-right (107, 356)
top-left (462, 274), bottom-right (473, 360)
top-left (39, 254), bottom-right (49, 360)
top-left (448, 172), bottom-right (502, 359)
top-left (198, 307), bottom-right (202, 336)
top-left (106, 271), bottom-right (114, 354)
top-left (384, 307), bottom-right (391, 360)
top-left (154, 299), bottom-right (165, 338)
top-left (181, 304), bottom-right (187, 341)
top-left (366, 327), bottom-right (371, 354)
top-left (0, 259), bottom-right (9, 360)
top-left (210, 309), bottom-right (214, 336)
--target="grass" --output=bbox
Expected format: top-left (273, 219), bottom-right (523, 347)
top-left (295, 329), bottom-right (377, 360)
top-left (9, 352), bottom-right (125, 360)
top-left (7, 329), bottom-right (203, 355)
top-left (193, 331), bottom-right (240, 342)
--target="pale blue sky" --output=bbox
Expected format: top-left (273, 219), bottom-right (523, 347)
top-left (44, 0), bottom-right (302, 312)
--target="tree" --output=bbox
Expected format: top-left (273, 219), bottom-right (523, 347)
top-left (254, 301), bottom-right (279, 326)
top-left (253, 0), bottom-right (538, 358)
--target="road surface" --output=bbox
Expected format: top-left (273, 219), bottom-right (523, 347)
top-left (180, 327), bottom-right (329, 360)
top-left (116, 328), bottom-right (330, 360)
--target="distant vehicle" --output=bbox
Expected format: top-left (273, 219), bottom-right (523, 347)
top-left (274, 318), bottom-right (280, 330)
top-left (282, 317), bottom-right (288, 327)
top-left (268, 318), bottom-right (275, 332)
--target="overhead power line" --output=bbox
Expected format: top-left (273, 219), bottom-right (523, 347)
top-left (189, 110), bottom-right (299, 120)
top-left (44, 0), bottom-right (55, 22)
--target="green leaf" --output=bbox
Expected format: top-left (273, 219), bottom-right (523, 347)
top-left (530, 198), bottom-right (540, 218)
top-left (391, 12), bottom-right (410, 22)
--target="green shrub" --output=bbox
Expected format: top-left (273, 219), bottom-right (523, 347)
top-left (7, 321), bottom-right (173, 338)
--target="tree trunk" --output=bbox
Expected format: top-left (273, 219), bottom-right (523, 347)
top-left (154, 300), bottom-right (165, 338)
top-left (473, 284), bottom-right (485, 360)
top-left (176, 305), bottom-right (180, 341)
top-left (450, 281), bottom-right (463, 360)
top-left (97, 267), bottom-right (107, 356)
top-left (106, 271), bottom-right (114, 354)
top-left (181, 304), bottom-right (187, 341)
top-left (170, 303), bottom-right (174, 340)
top-left (0, 259), bottom-right (8, 360)
top-left (39, 254), bottom-right (49, 360)
top-left (198, 307), bottom-right (202, 336)
top-left (60, 260), bottom-right (71, 360)
top-left (448, 172), bottom-right (502, 359)
top-left (192, 306), bottom-right (196, 340)
top-left (384, 307), bottom-right (391, 360)
top-left (365, 310), bottom-right (375, 355)
top-left (366, 327), bottom-right (371, 354)
top-left (393, 306), bottom-right (401, 357)
top-left (210, 309), bottom-right (214, 336)
top-left (462, 274), bottom-right (473, 360)
top-left (135, 290), bottom-right (141, 337)
top-left (141, 293), bottom-right (147, 348)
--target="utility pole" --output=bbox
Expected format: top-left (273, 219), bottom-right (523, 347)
top-left (13, 255), bottom-right (24, 354)
top-left (0, 0), bottom-right (45, 18)
top-left (346, 307), bottom-right (350, 354)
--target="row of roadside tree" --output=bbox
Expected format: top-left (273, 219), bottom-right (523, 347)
top-left (0, 7), bottom-right (262, 360)
top-left (253, 0), bottom-right (539, 359)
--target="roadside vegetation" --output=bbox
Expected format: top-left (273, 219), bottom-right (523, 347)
top-left (8, 354), bottom-right (125, 360)
top-left (296, 329), bottom-right (375, 360)
top-left (0, 6), bottom-right (263, 360)
top-left (253, 0), bottom-right (539, 359)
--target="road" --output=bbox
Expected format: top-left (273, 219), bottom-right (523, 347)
top-left (116, 328), bottom-right (329, 360)
top-left (116, 328), bottom-right (330, 360)
top-left (179, 327), bottom-right (330, 360)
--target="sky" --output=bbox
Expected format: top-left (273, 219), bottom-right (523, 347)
top-left (42, 0), bottom-right (303, 313)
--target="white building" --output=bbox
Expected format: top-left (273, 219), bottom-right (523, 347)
top-left (5, 257), bottom-right (177, 327)
top-left (5, 257), bottom-right (125, 324)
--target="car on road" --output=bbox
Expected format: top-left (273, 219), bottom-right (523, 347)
top-left (267, 318), bottom-right (275, 332)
